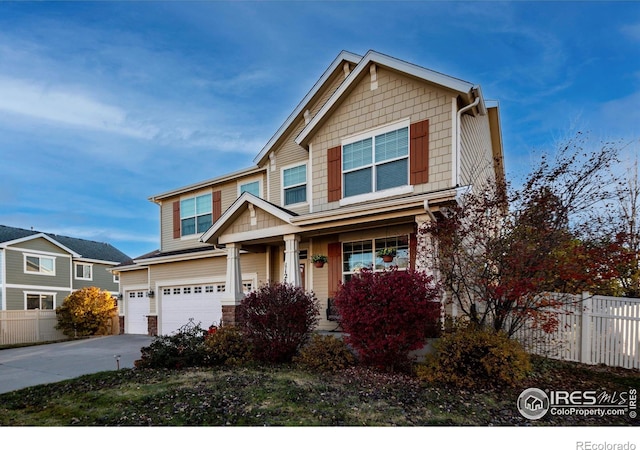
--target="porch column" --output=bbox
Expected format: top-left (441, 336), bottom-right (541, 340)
top-left (415, 214), bottom-right (438, 279)
top-left (222, 243), bottom-right (244, 326)
top-left (283, 234), bottom-right (301, 287)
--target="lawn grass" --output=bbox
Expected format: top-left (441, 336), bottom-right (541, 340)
top-left (1, 356), bottom-right (638, 427)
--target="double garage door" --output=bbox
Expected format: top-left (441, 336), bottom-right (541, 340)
top-left (159, 284), bottom-right (224, 335)
top-left (125, 283), bottom-right (224, 335)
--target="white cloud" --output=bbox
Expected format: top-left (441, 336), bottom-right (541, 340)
top-left (0, 76), bottom-right (159, 139)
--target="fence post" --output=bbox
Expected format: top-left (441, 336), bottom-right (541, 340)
top-left (580, 292), bottom-right (592, 365)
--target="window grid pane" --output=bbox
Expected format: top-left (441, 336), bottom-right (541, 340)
top-left (283, 165), bottom-right (306, 187)
top-left (241, 181), bottom-right (260, 197)
top-left (196, 213), bottom-right (212, 233)
top-left (375, 127), bottom-right (408, 162)
top-left (285, 185), bottom-right (306, 205)
top-left (344, 167), bottom-right (372, 197)
top-left (343, 138), bottom-right (372, 171)
top-left (376, 159), bottom-right (408, 191)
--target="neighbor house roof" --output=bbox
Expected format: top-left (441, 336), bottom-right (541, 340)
top-left (0, 225), bottom-right (131, 264)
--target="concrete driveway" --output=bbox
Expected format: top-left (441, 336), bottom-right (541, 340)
top-left (0, 334), bottom-right (155, 394)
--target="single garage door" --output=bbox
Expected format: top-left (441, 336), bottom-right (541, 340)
top-left (126, 290), bottom-right (148, 334)
top-left (160, 284), bottom-right (223, 335)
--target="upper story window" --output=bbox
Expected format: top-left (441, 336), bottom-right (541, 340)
top-left (238, 176), bottom-right (262, 198)
top-left (24, 254), bottom-right (55, 276)
top-left (282, 164), bottom-right (307, 206)
top-left (181, 193), bottom-right (212, 236)
top-left (75, 263), bottom-right (93, 280)
top-left (343, 124), bottom-right (409, 198)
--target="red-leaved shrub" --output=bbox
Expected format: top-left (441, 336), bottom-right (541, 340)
top-left (334, 268), bottom-right (441, 372)
top-left (238, 282), bottom-right (319, 363)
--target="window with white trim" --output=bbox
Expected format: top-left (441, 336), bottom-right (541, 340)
top-left (75, 263), bottom-right (92, 280)
top-left (342, 125), bottom-right (409, 198)
top-left (26, 293), bottom-right (55, 310)
top-left (342, 235), bottom-right (409, 283)
top-left (24, 254), bottom-right (55, 276)
top-left (282, 164), bottom-right (307, 206)
top-left (239, 180), bottom-right (261, 198)
top-left (113, 274), bottom-right (120, 283)
top-left (180, 193), bottom-right (212, 236)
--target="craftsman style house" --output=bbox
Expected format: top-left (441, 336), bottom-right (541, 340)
top-left (115, 50), bottom-right (504, 336)
top-left (0, 225), bottom-right (130, 311)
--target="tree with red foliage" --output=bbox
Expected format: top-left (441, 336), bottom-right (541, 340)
top-left (422, 133), bottom-right (623, 337)
top-left (334, 267), bottom-right (441, 372)
top-left (238, 282), bottom-right (319, 363)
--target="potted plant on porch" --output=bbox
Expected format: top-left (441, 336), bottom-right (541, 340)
top-left (377, 247), bottom-right (397, 263)
top-left (311, 254), bottom-right (328, 268)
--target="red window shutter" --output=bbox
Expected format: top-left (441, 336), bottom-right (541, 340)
top-left (327, 242), bottom-right (342, 296)
top-left (410, 119), bottom-right (429, 185)
top-left (172, 201), bottom-right (181, 239)
top-left (327, 146), bottom-right (342, 202)
top-left (212, 190), bottom-right (222, 222)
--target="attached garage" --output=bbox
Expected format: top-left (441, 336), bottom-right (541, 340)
top-left (159, 283), bottom-right (224, 335)
top-left (126, 290), bottom-right (149, 335)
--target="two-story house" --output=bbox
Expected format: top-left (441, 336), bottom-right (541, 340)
top-left (114, 50), bottom-right (504, 336)
top-left (0, 225), bottom-right (131, 311)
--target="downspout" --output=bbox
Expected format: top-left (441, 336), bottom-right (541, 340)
top-left (454, 93), bottom-right (481, 188)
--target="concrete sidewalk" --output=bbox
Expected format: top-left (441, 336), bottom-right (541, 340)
top-left (0, 334), bottom-right (154, 394)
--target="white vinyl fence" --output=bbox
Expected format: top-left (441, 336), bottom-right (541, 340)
top-left (514, 293), bottom-right (640, 370)
top-left (0, 310), bottom-right (67, 346)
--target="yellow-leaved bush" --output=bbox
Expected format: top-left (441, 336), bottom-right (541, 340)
top-left (55, 287), bottom-right (117, 337)
top-left (416, 324), bottom-right (532, 388)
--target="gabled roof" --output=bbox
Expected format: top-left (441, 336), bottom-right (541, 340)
top-left (0, 225), bottom-right (131, 264)
top-left (200, 192), bottom-right (298, 244)
top-left (253, 50), bottom-right (363, 166)
top-left (296, 50), bottom-right (480, 147)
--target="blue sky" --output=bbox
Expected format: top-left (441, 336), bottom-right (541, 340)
top-left (0, 1), bottom-right (638, 259)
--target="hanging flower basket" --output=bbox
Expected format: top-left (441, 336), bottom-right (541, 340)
top-left (382, 255), bottom-right (394, 263)
top-left (377, 247), bottom-right (397, 263)
top-left (311, 254), bottom-right (328, 268)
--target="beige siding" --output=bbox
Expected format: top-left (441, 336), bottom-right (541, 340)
top-left (225, 207), bottom-right (288, 236)
top-left (459, 113), bottom-right (496, 189)
top-left (120, 268), bottom-right (148, 287)
top-left (309, 66), bottom-right (455, 212)
top-left (308, 236), bottom-right (331, 331)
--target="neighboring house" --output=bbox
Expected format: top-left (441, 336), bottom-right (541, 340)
top-left (114, 50), bottom-right (505, 336)
top-left (0, 225), bottom-right (131, 311)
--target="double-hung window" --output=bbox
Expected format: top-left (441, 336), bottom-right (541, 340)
top-left (75, 263), bottom-right (92, 280)
top-left (343, 122), bottom-right (409, 198)
top-left (181, 193), bottom-right (212, 236)
top-left (25, 254), bottom-right (55, 276)
top-left (283, 164), bottom-right (307, 206)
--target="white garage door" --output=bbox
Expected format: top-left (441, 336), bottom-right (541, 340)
top-left (160, 284), bottom-right (223, 335)
top-left (126, 291), bottom-right (148, 334)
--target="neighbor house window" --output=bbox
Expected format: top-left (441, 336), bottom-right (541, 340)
top-left (181, 193), bottom-right (212, 236)
top-left (239, 180), bottom-right (261, 198)
top-left (75, 263), bottom-right (92, 280)
top-left (342, 235), bottom-right (409, 283)
top-left (282, 164), bottom-right (307, 206)
top-left (26, 293), bottom-right (55, 310)
top-left (24, 254), bottom-right (55, 276)
top-left (342, 124), bottom-right (409, 198)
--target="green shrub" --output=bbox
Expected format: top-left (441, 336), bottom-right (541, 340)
top-left (416, 325), bottom-right (531, 388)
top-left (135, 321), bottom-right (209, 369)
top-left (294, 334), bottom-right (356, 372)
top-left (55, 287), bottom-right (117, 337)
top-left (204, 325), bottom-right (253, 366)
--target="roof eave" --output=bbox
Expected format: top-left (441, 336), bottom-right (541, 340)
top-left (295, 50), bottom-right (476, 147)
top-left (252, 50), bottom-right (363, 166)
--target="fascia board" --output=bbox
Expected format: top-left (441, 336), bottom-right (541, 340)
top-left (0, 233), bottom-right (81, 257)
top-left (253, 50), bottom-right (363, 165)
top-left (200, 192), bottom-right (295, 244)
top-left (149, 166), bottom-right (265, 203)
top-left (295, 50), bottom-right (475, 147)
